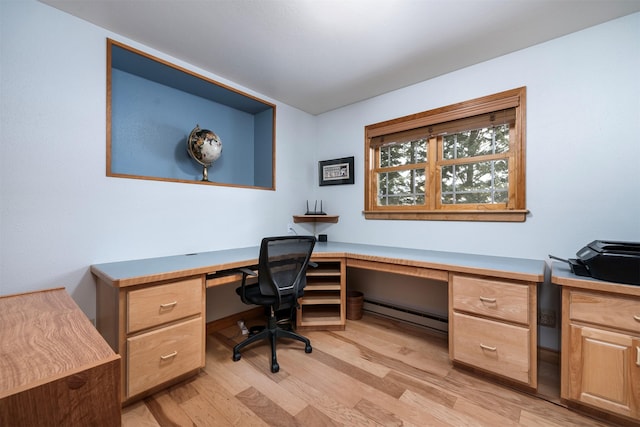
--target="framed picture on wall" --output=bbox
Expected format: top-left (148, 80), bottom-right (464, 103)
top-left (319, 156), bottom-right (355, 186)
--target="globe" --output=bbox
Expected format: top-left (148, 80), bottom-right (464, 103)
top-left (187, 125), bottom-right (222, 181)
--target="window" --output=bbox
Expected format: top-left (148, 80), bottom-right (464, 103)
top-left (364, 87), bottom-right (527, 222)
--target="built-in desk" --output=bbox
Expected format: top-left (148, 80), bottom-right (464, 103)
top-left (314, 242), bottom-right (545, 281)
top-left (91, 241), bottom-right (545, 404)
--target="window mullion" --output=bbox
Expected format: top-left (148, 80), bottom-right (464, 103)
top-left (428, 136), bottom-right (438, 209)
top-left (491, 160), bottom-right (496, 203)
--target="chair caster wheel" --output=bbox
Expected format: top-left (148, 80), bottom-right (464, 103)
top-left (233, 353), bottom-right (241, 362)
top-left (271, 363), bottom-right (279, 373)
top-left (305, 345), bottom-right (312, 353)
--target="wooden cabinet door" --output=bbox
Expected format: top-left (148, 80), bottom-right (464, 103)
top-left (568, 324), bottom-right (640, 419)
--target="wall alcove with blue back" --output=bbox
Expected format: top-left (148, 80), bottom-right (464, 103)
top-left (107, 39), bottom-right (275, 189)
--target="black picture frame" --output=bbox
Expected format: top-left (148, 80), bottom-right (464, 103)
top-left (319, 156), bottom-right (355, 186)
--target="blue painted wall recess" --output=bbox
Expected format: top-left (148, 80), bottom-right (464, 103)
top-left (107, 39), bottom-right (275, 189)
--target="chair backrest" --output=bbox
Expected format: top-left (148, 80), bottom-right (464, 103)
top-left (257, 236), bottom-right (316, 307)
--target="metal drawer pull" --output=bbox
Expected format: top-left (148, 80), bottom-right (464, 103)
top-left (634, 315), bottom-right (640, 322)
top-left (480, 343), bottom-right (497, 352)
top-left (160, 301), bottom-right (178, 309)
top-left (160, 351), bottom-right (178, 360)
top-left (479, 296), bottom-right (497, 304)
top-left (637, 346), bottom-right (640, 367)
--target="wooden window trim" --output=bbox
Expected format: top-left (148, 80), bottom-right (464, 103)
top-left (364, 87), bottom-right (527, 222)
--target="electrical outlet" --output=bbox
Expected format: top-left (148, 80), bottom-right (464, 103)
top-left (287, 223), bottom-right (295, 234)
top-left (538, 309), bottom-right (556, 328)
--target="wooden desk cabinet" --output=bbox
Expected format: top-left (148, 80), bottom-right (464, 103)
top-left (96, 276), bottom-right (206, 404)
top-left (562, 289), bottom-right (640, 420)
top-left (449, 274), bottom-right (538, 388)
top-left (0, 288), bottom-right (121, 426)
top-left (563, 290), bottom-right (639, 419)
top-left (553, 263), bottom-right (640, 423)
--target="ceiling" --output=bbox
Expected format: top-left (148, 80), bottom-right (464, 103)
top-left (40, 0), bottom-right (640, 115)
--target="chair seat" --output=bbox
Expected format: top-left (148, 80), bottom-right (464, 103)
top-left (235, 284), bottom-right (303, 307)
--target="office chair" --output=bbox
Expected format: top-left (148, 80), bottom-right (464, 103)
top-left (233, 235), bottom-right (316, 373)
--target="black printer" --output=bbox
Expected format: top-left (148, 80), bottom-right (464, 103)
top-left (564, 240), bottom-right (640, 285)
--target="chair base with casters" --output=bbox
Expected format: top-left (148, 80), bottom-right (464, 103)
top-left (232, 306), bottom-right (312, 373)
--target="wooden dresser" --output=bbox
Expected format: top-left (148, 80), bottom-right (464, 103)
top-left (0, 288), bottom-right (121, 426)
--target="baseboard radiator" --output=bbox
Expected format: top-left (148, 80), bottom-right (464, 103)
top-left (363, 298), bottom-right (449, 336)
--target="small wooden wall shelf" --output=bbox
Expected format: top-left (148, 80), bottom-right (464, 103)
top-left (293, 215), bottom-right (339, 224)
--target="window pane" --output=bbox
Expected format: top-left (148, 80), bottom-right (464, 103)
top-left (447, 190), bottom-right (509, 204)
top-left (441, 159), bottom-right (508, 204)
top-left (380, 139), bottom-right (427, 167)
top-left (442, 124), bottom-right (509, 160)
top-left (380, 195), bottom-right (426, 205)
top-left (377, 169), bottom-right (425, 206)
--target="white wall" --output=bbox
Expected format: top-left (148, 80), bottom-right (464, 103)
top-left (0, 0), bottom-right (317, 320)
top-left (314, 13), bottom-right (640, 349)
top-left (2, 1), bottom-right (638, 349)
top-left (315, 13), bottom-right (640, 258)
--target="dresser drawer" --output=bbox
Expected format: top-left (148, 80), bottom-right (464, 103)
top-left (570, 290), bottom-right (640, 332)
top-left (452, 275), bottom-right (530, 324)
top-left (127, 316), bottom-right (203, 398)
top-left (127, 277), bottom-right (203, 333)
top-left (452, 312), bottom-right (531, 384)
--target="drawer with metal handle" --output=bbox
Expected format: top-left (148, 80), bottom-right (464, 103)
top-left (127, 277), bottom-right (203, 333)
top-left (127, 317), bottom-right (202, 398)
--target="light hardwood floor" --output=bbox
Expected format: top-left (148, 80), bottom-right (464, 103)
top-left (122, 314), bottom-right (614, 426)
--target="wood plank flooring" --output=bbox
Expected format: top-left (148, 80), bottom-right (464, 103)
top-left (122, 314), bottom-right (615, 426)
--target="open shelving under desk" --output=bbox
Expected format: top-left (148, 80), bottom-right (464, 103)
top-left (297, 305), bottom-right (343, 327)
top-left (305, 281), bottom-right (342, 291)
